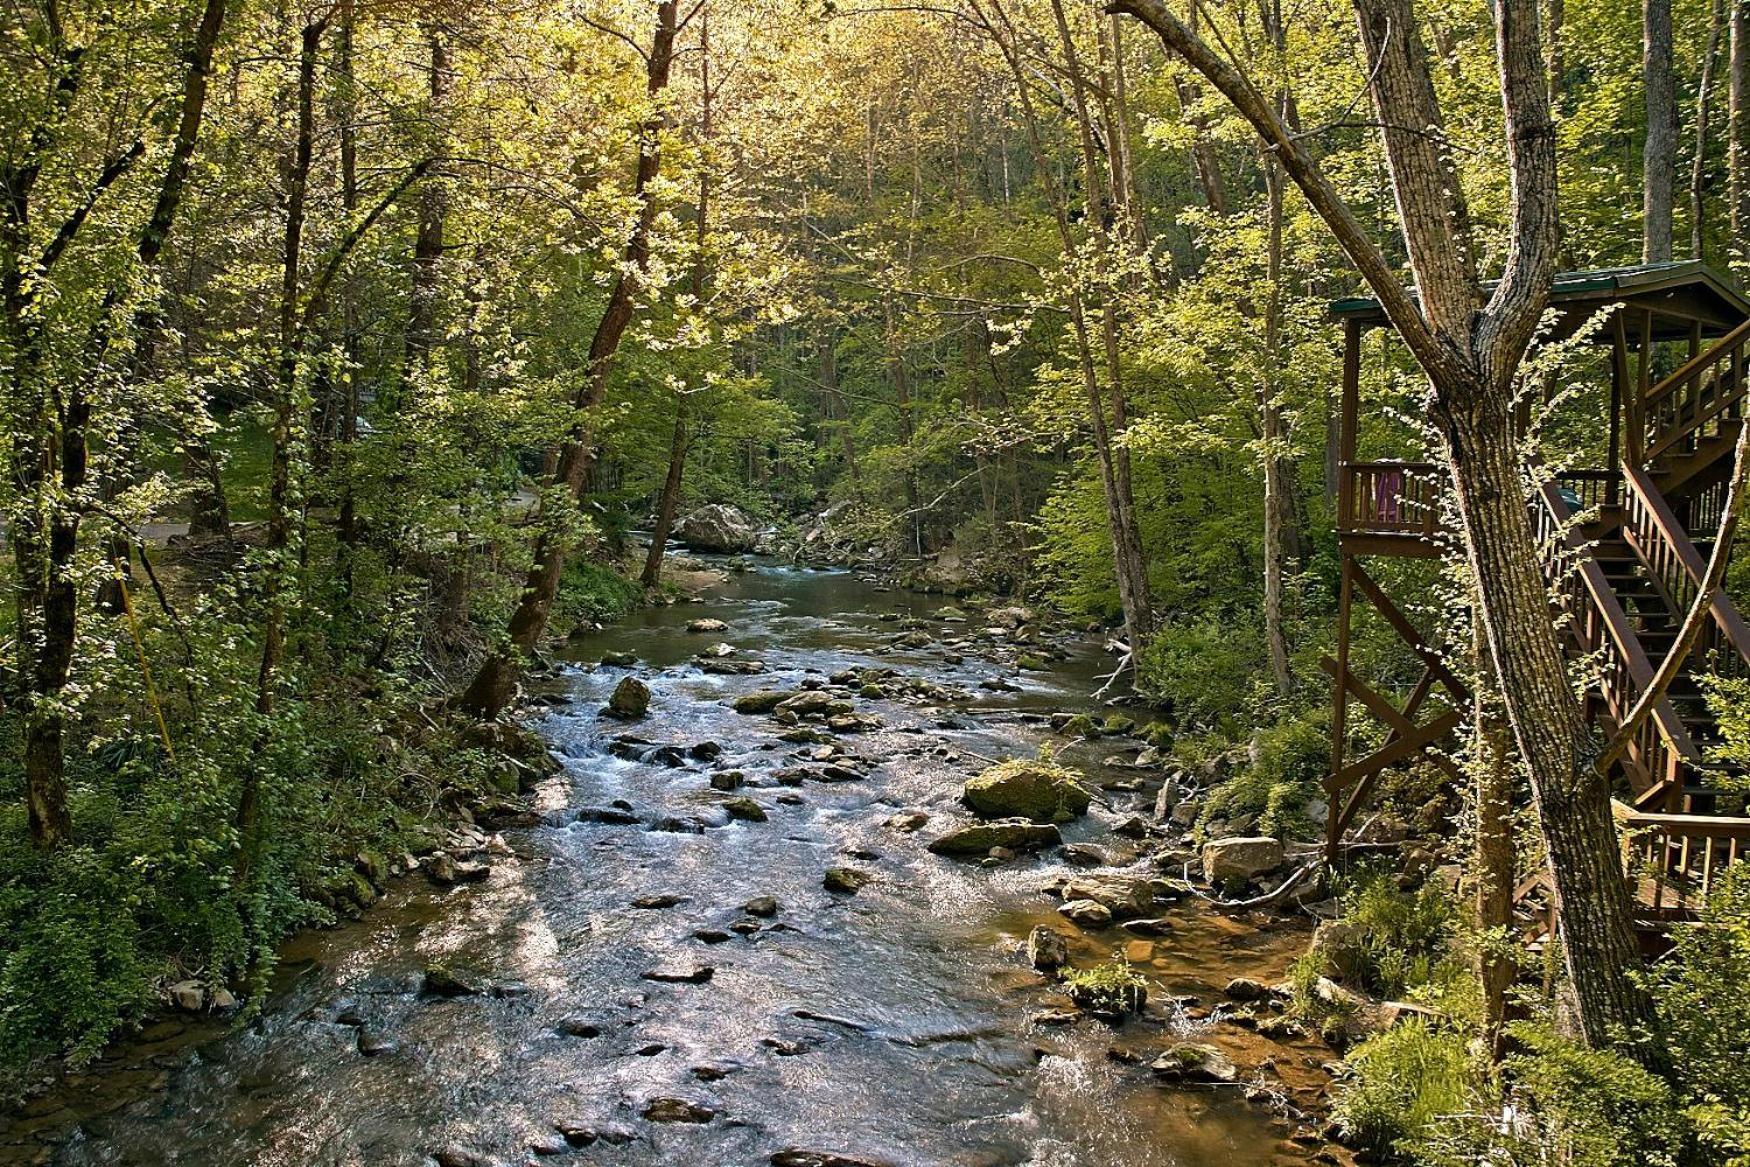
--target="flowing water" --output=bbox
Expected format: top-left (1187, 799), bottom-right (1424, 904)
top-left (1, 562), bottom-right (1333, 1167)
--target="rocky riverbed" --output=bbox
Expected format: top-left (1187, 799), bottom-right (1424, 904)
top-left (0, 562), bottom-right (1351, 1167)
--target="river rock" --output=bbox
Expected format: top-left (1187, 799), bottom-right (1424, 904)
top-left (686, 617), bottom-right (729, 633)
top-left (674, 503), bottom-right (759, 552)
top-left (632, 893), bottom-right (687, 909)
top-left (926, 819), bottom-right (1061, 856)
top-left (168, 980), bottom-right (204, 1013)
top-left (725, 797), bottom-right (768, 823)
top-left (356, 1030), bottom-right (397, 1057)
top-left (777, 690), bottom-right (850, 719)
top-left (734, 689), bottom-right (789, 714)
top-left (1061, 875), bottom-right (1154, 920)
top-left (710, 771), bottom-right (743, 791)
top-left (644, 1095), bottom-right (720, 1123)
top-left (605, 676), bottom-right (651, 719)
top-left (962, 759), bottom-right (1091, 824)
top-left (1060, 843), bottom-right (1108, 867)
top-left (1224, 976), bottom-right (1283, 1003)
top-left (576, 806), bottom-right (640, 825)
top-left (601, 651), bottom-right (637, 667)
top-left (420, 853), bottom-right (483, 888)
top-left (1057, 899), bottom-right (1113, 928)
top-left (771, 1152), bottom-right (896, 1167)
top-left (420, 965), bottom-right (483, 997)
top-left (1151, 1042), bottom-right (1240, 1084)
top-left (884, 811), bottom-right (929, 832)
top-left (823, 866), bottom-right (871, 894)
top-left (642, 962), bottom-right (715, 984)
top-left (1201, 836), bottom-right (1284, 885)
top-left (743, 896), bottom-right (779, 917)
top-left (1028, 925), bottom-right (1070, 972)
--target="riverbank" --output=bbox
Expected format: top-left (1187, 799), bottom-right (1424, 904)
top-left (1, 561), bottom-right (1354, 1166)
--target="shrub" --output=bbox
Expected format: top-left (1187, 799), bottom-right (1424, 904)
top-left (1332, 1019), bottom-right (1475, 1158)
top-left (1197, 710), bottom-right (1329, 839)
top-left (557, 558), bottom-right (642, 626)
top-left (1655, 867), bottom-right (1750, 1163)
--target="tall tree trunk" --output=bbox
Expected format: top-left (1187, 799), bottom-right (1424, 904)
top-left (1473, 619), bottom-right (1517, 1059)
top-left (1260, 156), bottom-right (1293, 698)
top-left (1695, 0), bottom-right (1728, 260)
top-left (238, 15), bottom-right (326, 877)
top-left (1644, 0), bottom-right (1677, 262)
top-left (1114, 0), bottom-right (1654, 1053)
top-left (1048, 0), bottom-right (1154, 655)
top-left (458, 1), bottom-right (680, 719)
top-left (402, 27), bottom-right (449, 394)
top-left (641, 6), bottom-right (710, 593)
top-left (1732, 0), bottom-right (1750, 256)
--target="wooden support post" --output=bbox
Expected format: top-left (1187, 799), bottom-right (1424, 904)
top-left (1618, 311), bottom-right (1643, 467)
top-left (1337, 319), bottom-right (1361, 531)
top-left (1327, 555), bottom-right (1353, 863)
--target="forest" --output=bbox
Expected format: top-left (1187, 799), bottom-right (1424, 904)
top-left (4, 0), bottom-right (1750, 1164)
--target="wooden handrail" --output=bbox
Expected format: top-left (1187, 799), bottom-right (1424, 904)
top-left (1643, 316), bottom-right (1750, 464)
top-left (1622, 464), bottom-right (1750, 679)
top-left (1533, 475), bottom-right (1703, 794)
top-left (1645, 315), bottom-right (1750, 412)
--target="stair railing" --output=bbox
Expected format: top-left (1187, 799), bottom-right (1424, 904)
top-left (1621, 465), bottom-right (1750, 683)
top-left (1619, 804), bottom-right (1750, 922)
top-left (1532, 477), bottom-right (1702, 798)
top-left (1643, 316), bottom-right (1750, 465)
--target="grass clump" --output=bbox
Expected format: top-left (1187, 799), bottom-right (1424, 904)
top-left (1062, 954), bottom-right (1150, 1014)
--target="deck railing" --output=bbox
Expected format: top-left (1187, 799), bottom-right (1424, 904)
top-left (1621, 807), bottom-right (1750, 921)
top-left (1643, 316), bottom-right (1750, 463)
top-left (1339, 461), bottom-right (1444, 537)
top-left (1622, 465), bottom-right (1750, 683)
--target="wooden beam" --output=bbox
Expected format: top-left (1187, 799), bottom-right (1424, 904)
top-left (1349, 563), bottom-right (1471, 701)
top-left (1332, 708), bottom-right (1465, 836)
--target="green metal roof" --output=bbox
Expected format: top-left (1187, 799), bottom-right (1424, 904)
top-left (1328, 260), bottom-right (1750, 332)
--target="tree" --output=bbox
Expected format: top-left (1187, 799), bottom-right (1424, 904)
top-left (1643, 0), bottom-right (1677, 262)
top-left (0, 0), bottom-right (229, 848)
top-left (1110, 0), bottom-right (1653, 1051)
top-left (458, 0), bottom-right (682, 719)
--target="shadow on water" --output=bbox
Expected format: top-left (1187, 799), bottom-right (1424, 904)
top-left (2, 561), bottom-right (1330, 1167)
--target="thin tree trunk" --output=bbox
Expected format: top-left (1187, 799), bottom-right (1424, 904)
top-left (401, 27), bottom-right (449, 394)
top-left (1732, 0), bottom-right (1750, 253)
top-left (1644, 0), bottom-right (1677, 262)
top-left (239, 16), bottom-right (326, 877)
top-left (642, 7), bottom-right (711, 593)
top-left (1695, 0), bottom-right (1728, 260)
top-left (458, 1), bottom-right (680, 719)
top-left (1261, 155), bottom-right (1293, 698)
top-left (1048, 0), bottom-right (1154, 653)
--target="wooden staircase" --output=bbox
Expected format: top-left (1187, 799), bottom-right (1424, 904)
top-left (1334, 316), bottom-right (1750, 928)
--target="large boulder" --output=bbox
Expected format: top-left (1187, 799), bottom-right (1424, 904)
top-left (605, 676), bottom-right (651, 720)
top-left (962, 758), bottom-right (1092, 824)
top-left (927, 819), bottom-right (1062, 856)
top-left (674, 504), bottom-right (759, 553)
top-left (1201, 836), bottom-right (1284, 885)
top-left (1061, 875), bottom-right (1154, 920)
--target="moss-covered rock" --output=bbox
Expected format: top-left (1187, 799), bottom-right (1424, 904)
top-left (926, 819), bottom-right (1062, 856)
top-left (962, 758), bottom-right (1092, 824)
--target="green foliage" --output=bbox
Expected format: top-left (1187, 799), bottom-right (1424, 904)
top-left (1497, 1025), bottom-right (1686, 1167)
top-left (1196, 709), bottom-right (1329, 839)
top-left (1061, 954), bottom-right (1150, 1014)
top-left (1653, 868), bottom-right (1750, 1163)
top-left (557, 558), bottom-right (643, 627)
top-left (1331, 1020), bottom-right (1474, 1158)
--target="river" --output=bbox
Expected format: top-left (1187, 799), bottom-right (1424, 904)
top-left (1, 562), bottom-right (1332, 1166)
